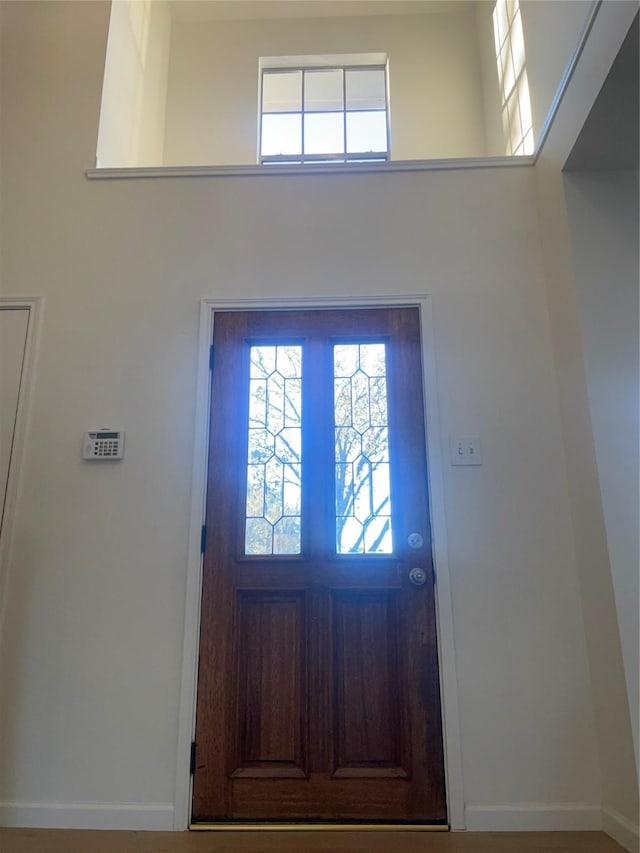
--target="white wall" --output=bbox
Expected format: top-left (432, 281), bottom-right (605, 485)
top-left (0, 0), bottom-right (617, 834)
top-left (564, 170), bottom-right (639, 771)
top-left (163, 8), bottom-right (487, 165)
top-left (96, 0), bottom-right (600, 168)
top-left (475, 0), bottom-right (594, 158)
top-left (535, 159), bottom-right (639, 847)
top-left (520, 0), bottom-right (593, 142)
top-left (93, 0), bottom-right (603, 169)
top-left (96, 0), bottom-right (170, 168)
top-left (532, 4), bottom-right (640, 845)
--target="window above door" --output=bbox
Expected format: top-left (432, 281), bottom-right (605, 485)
top-left (259, 54), bottom-right (390, 164)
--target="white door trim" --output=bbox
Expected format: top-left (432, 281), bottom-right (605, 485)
top-left (174, 295), bottom-right (465, 830)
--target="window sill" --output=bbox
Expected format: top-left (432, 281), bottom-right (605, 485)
top-left (85, 155), bottom-right (534, 180)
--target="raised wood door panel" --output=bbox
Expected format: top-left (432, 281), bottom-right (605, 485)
top-left (233, 591), bottom-right (307, 779)
top-left (333, 591), bottom-right (408, 777)
top-left (193, 308), bottom-right (446, 823)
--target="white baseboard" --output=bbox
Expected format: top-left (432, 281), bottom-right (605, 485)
top-left (464, 803), bottom-right (602, 832)
top-left (0, 800), bottom-right (632, 841)
top-left (0, 801), bottom-right (174, 831)
top-left (602, 807), bottom-right (640, 853)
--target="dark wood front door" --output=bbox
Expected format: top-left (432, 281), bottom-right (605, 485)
top-left (192, 307), bottom-right (446, 824)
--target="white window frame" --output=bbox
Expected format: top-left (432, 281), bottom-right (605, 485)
top-left (258, 53), bottom-right (391, 165)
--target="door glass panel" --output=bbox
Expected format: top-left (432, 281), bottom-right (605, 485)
top-left (334, 343), bottom-right (393, 554)
top-left (245, 344), bottom-right (302, 555)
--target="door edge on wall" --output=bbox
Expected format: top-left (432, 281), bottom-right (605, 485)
top-left (174, 294), bottom-right (465, 832)
top-left (0, 297), bottom-right (43, 647)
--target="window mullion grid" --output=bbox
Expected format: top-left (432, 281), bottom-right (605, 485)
top-left (260, 61), bottom-right (389, 165)
top-left (506, 63), bottom-right (528, 155)
top-left (259, 70), bottom-right (263, 163)
top-left (384, 65), bottom-right (390, 160)
top-left (493, 0), bottom-right (532, 156)
top-left (301, 69), bottom-right (306, 162)
top-left (343, 69), bottom-right (348, 163)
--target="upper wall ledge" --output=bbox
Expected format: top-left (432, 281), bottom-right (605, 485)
top-left (85, 156), bottom-right (534, 180)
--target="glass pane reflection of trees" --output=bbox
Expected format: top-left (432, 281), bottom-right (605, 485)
top-left (243, 341), bottom-right (393, 556)
top-left (334, 343), bottom-right (393, 554)
top-left (245, 345), bottom-right (302, 555)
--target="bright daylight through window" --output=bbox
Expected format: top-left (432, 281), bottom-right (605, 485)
top-left (493, 0), bottom-right (534, 155)
top-left (259, 59), bottom-right (389, 164)
top-left (243, 340), bottom-right (394, 557)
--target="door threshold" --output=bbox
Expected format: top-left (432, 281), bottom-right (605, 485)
top-left (189, 823), bottom-right (449, 831)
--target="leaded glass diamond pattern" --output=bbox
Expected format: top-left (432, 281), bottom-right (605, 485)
top-left (334, 343), bottom-right (393, 554)
top-left (245, 345), bottom-right (302, 555)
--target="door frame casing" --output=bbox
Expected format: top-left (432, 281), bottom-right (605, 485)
top-left (174, 295), bottom-right (465, 831)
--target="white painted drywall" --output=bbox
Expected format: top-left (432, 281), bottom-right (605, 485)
top-left (475, 0), bottom-right (594, 158)
top-left (0, 0), bottom-right (630, 832)
top-left (532, 2), bottom-right (640, 838)
top-left (96, 0), bottom-right (602, 168)
top-left (520, 0), bottom-right (593, 142)
top-left (163, 8), bottom-right (487, 165)
top-left (564, 170), bottom-right (639, 773)
top-left (535, 159), bottom-right (639, 840)
top-left (96, 0), bottom-right (170, 167)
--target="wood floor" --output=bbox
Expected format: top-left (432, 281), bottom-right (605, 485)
top-left (0, 828), bottom-right (626, 853)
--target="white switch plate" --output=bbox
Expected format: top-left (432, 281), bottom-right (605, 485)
top-left (450, 436), bottom-right (483, 466)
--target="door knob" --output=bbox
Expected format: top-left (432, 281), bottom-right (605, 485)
top-left (408, 567), bottom-right (427, 586)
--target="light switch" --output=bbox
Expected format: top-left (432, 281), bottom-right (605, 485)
top-left (450, 436), bottom-right (483, 466)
